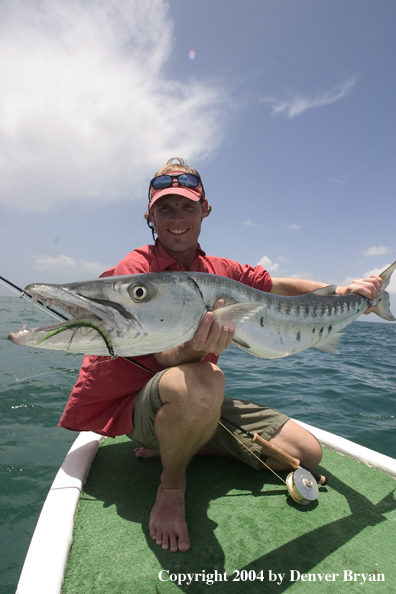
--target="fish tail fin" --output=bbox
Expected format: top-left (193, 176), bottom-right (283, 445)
top-left (373, 291), bottom-right (395, 321)
top-left (374, 261), bottom-right (396, 321)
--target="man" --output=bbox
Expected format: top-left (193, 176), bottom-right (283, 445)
top-left (59, 158), bottom-right (382, 554)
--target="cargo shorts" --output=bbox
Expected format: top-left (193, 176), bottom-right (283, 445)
top-left (127, 368), bottom-right (290, 470)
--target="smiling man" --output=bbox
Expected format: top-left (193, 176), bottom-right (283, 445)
top-left (59, 158), bottom-right (382, 554)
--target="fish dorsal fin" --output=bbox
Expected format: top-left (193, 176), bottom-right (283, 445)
top-left (310, 285), bottom-right (338, 297)
top-left (314, 332), bottom-right (343, 354)
top-left (212, 302), bottom-right (262, 327)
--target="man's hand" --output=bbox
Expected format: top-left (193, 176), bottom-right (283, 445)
top-left (153, 299), bottom-right (235, 367)
top-left (336, 274), bottom-right (382, 314)
top-left (187, 299), bottom-right (234, 356)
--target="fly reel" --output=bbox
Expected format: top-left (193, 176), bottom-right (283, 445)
top-left (286, 467), bottom-right (319, 505)
top-left (218, 418), bottom-right (326, 507)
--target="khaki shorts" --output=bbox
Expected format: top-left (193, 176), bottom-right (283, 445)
top-left (128, 368), bottom-right (289, 470)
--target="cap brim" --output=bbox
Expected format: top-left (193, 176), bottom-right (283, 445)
top-left (149, 186), bottom-right (203, 207)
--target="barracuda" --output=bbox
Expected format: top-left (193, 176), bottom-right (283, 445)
top-left (8, 262), bottom-right (396, 358)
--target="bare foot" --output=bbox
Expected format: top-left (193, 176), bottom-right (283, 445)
top-left (134, 447), bottom-right (160, 458)
top-left (149, 485), bottom-right (190, 553)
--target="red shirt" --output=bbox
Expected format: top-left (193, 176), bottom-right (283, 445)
top-left (58, 242), bottom-right (272, 437)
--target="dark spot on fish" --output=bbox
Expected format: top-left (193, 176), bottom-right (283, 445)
top-left (260, 316), bottom-right (264, 327)
top-left (296, 330), bottom-right (301, 341)
top-left (312, 328), bottom-right (316, 333)
top-left (328, 324), bottom-right (333, 333)
top-left (293, 305), bottom-right (300, 317)
top-left (319, 327), bottom-right (324, 336)
top-left (160, 319), bottom-right (164, 322)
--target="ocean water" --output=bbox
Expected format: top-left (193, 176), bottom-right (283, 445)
top-left (1, 295), bottom-right (395, 593)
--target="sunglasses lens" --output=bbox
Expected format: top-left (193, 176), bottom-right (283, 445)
top-left (151, 173), bottom-right (200, 190)
top-left (178, 174), bottom-right (199, 187)
top-left (152, 175), bottom-right (172, 190)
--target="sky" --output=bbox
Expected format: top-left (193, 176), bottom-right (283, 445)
top-left (0, 0), bottom-right (395, 321)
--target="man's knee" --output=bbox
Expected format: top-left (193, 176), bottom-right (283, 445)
top-left (159, 361), bottom-right (225, 416)
top-left (269, 420), bottom-right (323, 469)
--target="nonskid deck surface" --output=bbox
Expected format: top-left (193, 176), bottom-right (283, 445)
top-left (63, 436), bottom-right (395, 594)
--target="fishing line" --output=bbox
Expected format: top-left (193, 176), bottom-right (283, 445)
top-left (6, 366), bottom-right (78, 383)
top-left (218, 419), bottom-right (287, 484)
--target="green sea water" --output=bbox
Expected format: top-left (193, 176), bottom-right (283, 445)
top-left (0, 296), bottom-right (395, 593)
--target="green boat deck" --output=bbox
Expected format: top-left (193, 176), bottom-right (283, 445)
top-left (63, 436), bottom-right (396, 593)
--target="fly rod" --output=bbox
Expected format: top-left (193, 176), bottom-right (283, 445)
top-left (0, 275), bottom-right (69, 321)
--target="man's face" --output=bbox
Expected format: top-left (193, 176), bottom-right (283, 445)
top-left (149, 195), bottom-right (209, 256)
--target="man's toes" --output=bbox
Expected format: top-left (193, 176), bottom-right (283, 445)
top-left (149, 521), bottom-right (157, 540)
top-left (155, 530), bottom-right (163, 546)
top-left (169, 534), bottom-right (178, 553)
top-left (178, 538), bottom-right (190, 552)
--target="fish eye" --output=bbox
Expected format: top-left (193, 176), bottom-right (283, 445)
top-left (129, 284), bottom-right (148, 301)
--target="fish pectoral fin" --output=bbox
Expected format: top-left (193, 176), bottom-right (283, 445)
top-left (310, 285), bottom-right (338, 297)
top-left (314, 332), bottom-right (343, 354)
top-left (212, 302), bottom-right (262, 327)
top-left (232, 337), bottom-right (251, 349)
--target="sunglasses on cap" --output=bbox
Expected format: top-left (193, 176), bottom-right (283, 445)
top-left (148, 173), bottom-right (205, 201)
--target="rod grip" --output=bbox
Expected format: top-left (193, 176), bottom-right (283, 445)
top-left (251, 433), bottom-right (300, 470)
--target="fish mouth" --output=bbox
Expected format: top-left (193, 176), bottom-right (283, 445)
top-left (8, 286), bottom-right (122, 353)
top-left (29, 291), bottom-right (108, 328)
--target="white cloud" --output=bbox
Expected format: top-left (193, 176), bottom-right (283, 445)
top-left (328, 179), bottom-right (359, 191)
top-left (0, 0), bottom-right (228, 212)
top-left (257, 255), bottom-right (279, 272)
top-left (263, 77), bottom-right (357, 118)
top-left (245, 220), bottom-right (263, 228)
top-left (285, 224), bottom-right (301, 230)
top-left (364, 245), bottom-right (391, 257)
top-left (35, 254), bottom-right (108, 276)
